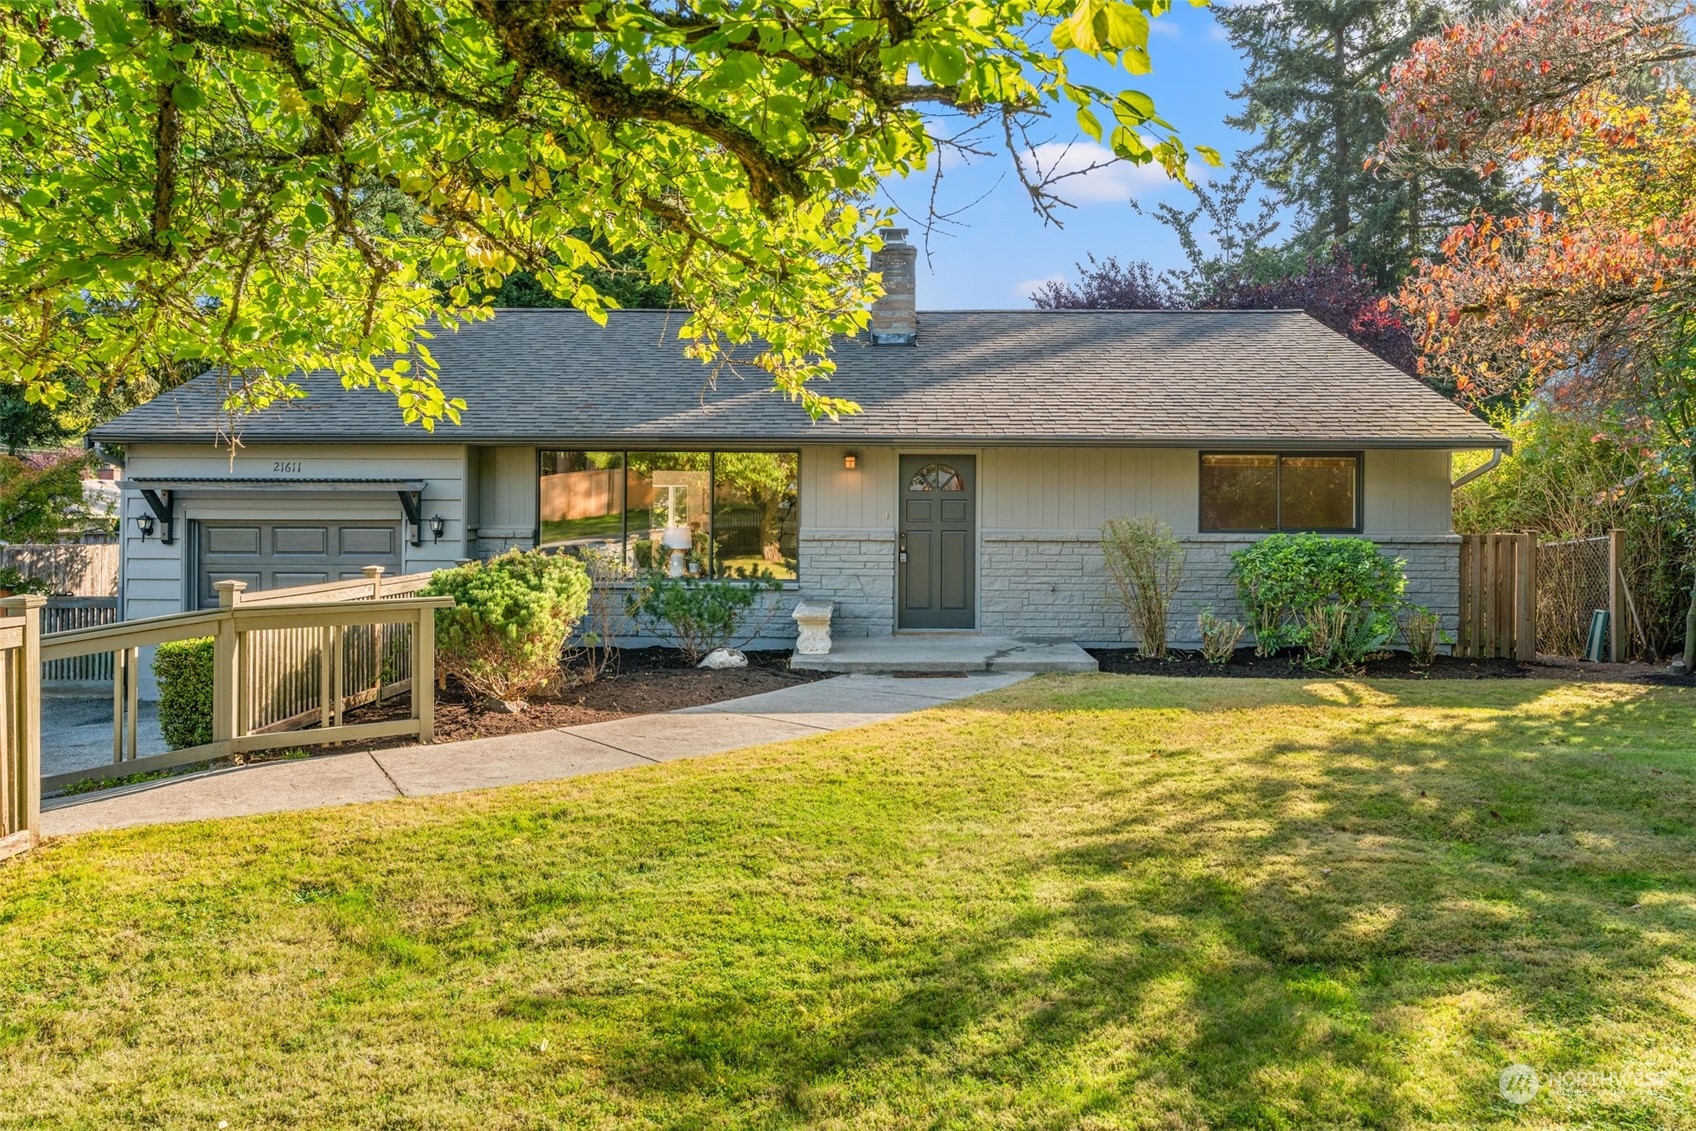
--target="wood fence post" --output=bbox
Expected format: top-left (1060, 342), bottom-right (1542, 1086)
top-left (111, 643), bottom-right (127, 764)
top-left (318, 626), bottom-right (333, 732)
top-left (1, 596), bottom-right (44, 850)
top-left (1515, 533), bottom-right (1536, 662)
top-left (414, 605), bottom-right (435, 744)
top-left (1480, 535), bottom-right (1496, 658)
top-left (212, 580), bottom-right (246, 746)
top-left (1608, 527), bottom-right (1625, 663)
top-left (1457, 536), bottom-right (1472, 658)
top-left (364, 566), bottom-right (386, 702)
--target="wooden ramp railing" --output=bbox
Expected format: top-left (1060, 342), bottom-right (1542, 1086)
top-left (39, 573), bottom-right (449, 793)
top-left (1457, 533), bottom-right (1537, 662)
top-left (1, 597), bottom-right (44, 862)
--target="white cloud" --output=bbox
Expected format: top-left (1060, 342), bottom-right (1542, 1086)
top-left (1025, 141), bottom-right (1185, 206)
top-left (1147, 17), bottom-right (1181, 37)
top-left (1012, 273), bottom-right (1069, 301)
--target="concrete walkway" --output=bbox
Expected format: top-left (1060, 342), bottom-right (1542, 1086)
top-left (790, 635), bottom-right (1097, 674)
top-left (41, 672), bottom-right (1028, 837)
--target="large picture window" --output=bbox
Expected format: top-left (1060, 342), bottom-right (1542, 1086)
top-left (1200, 453), bottom-right (1360, 533)
top-left (539, 450), bottom-right (798, 581)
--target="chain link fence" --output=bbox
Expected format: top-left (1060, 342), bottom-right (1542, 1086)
top-left (1537, 535), bottom-right (1610, 658)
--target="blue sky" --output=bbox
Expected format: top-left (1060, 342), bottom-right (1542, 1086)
top-left (883, 3), bottom-right (1252, 308)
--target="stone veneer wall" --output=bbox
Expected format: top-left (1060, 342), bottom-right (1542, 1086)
top-left (474, 528), bottom-right (537, 559)
top-left (797, 530), bottom-right (896, 637)
top-left (980, 531), bottom-right (1461, 648)
top-left (585, 586), bottom-right (799, 649)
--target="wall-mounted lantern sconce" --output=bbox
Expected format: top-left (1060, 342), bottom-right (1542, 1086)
top-left (427, 514), bottom-right (446, 543)
top-left (842, 451), bottom-right (859, 471)
top-left (135, 486), bottom-right (174, 544)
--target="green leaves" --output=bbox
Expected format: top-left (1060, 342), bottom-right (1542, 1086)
top-left (1053, 0), bottom-right (1150, 54)
top-left (0, 0), bottom-right (1193, 431)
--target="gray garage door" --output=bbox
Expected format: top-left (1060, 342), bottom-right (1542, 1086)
top-left (196, 520), bottom-right (403, 608)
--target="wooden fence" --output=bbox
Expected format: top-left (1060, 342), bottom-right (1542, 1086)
top-left (42, 597), bottom-right (119, 684)
top-left (0, 597), bottom-right (44, 862)
top-left (0, 543), bottom-right (118, 597)
top-left (38, 568), bottom-right (447, 793)
top-left (1457, 533), bottom-right (1537, 662)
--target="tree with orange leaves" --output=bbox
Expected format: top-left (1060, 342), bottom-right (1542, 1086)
top-left (1380, 0), bottom-right (1696, 669)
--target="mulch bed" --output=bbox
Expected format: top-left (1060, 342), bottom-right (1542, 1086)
top-left (1088, 646), bottom-right (1694, 685)
top-left (348, 648), bottom-right (828, 745)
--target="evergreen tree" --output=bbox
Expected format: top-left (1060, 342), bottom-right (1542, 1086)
top-left (1217, 0), bottom-right (1517, 285)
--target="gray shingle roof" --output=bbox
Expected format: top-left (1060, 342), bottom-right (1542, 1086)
top-left (92, 308), bottom-right (1507, 448)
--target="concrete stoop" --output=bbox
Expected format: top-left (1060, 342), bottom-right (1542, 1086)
top-left (790, 635), bottom-right (1098, 674)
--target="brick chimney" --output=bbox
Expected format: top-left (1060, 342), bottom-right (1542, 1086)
top-left (868, 228), bottom-right (917, 345)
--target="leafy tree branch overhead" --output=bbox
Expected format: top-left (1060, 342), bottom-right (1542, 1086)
top-left (0, 0), bottom-right (1213, 429)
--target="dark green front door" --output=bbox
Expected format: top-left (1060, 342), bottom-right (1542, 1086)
top-left (898, 455), bottom-right (975, 629)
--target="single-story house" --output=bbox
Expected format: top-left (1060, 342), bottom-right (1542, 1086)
top-left (92, 231), bottom-right (1507, 648)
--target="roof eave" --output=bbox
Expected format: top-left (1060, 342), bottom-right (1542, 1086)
top-left (93, 429), bottom-right (1512, 450)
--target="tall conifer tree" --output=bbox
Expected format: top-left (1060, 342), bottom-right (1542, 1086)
top-left (1217, 0), bottom-right (1516, 285)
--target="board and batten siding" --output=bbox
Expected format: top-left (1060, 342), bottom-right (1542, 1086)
top-left (470, 445), bottom-right (541, 557)
top-left (797, 446), bottom-right (897, 637)
top-left (119, 443), bottom-right (473, 625)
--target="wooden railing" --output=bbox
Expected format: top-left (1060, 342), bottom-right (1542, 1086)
top-left (223, 568), bottom-right (433, 736)
top-left (39, 571), bottom-right (448, 792)
top-left (1457, 533), bottom-right (1537, 662)
top-left (1, 597), bottom-right (44, 862)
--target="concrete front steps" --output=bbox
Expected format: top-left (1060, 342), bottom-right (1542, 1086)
top-left (790, 635), bottom-right (1098, 675)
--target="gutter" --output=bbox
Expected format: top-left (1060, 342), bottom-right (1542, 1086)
top-left (1450, 447), bottom-right (1505, 492)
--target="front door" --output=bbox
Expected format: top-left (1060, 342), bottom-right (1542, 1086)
top-left (898, 455), bottom-right (975, 629)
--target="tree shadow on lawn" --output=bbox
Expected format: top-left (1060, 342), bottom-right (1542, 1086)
top-left (591, 679), bottom-right (1696, 1126)
top-left (6, 677), bottom-right (1691, 1128)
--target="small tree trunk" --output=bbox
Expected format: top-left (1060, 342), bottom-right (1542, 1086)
top-left (1683, 572), bottom-right (1696, 670)
top-left (1686, 456), bottom-right (1696, 670)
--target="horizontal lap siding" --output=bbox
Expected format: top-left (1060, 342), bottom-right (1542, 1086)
top-left (119, 444), bottom-right (471, 698)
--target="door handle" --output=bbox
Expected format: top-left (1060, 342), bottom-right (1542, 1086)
top-left (898, 534), bottom-right (907, 563)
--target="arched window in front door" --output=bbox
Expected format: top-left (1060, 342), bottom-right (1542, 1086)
top-left (907, 462), bottom-right (964, 492)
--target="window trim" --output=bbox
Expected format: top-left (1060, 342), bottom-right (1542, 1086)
top-left (1198, 450), bottom-right (1364, 534)
top-left (534, 448), bottom-right (801, 585)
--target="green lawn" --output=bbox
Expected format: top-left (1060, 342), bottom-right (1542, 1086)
top-left (3, 677), bottom-right (1695, 1128)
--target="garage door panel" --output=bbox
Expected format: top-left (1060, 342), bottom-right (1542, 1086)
top-left (341, 527), bottom-right (397, 556)
top-left (197, 519), bottom-right (402, 610)
top-left (205, 526), bottom-right (261, 555)
top-left (273, 526), bottom-right (329, 555)
top-left (273, 571), bottom-right (332, 588)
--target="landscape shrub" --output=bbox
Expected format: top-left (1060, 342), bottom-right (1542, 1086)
top-left (1400, 606), bottom-right (1445, 668)
top-left (1301, 603), bottom-right (1393, 672)
top-left (422, 549), bottom-right (591, 705)
top-left (1101, 516), bottom-right (1185, 658)
top-left (1197, 609), bottom-right (1246, 664)
top-left (568, 546), bottom-right (633, 682)
top-left (625, 570), bottom-right (783, 664)
top-left (0, 566), bottom-right (50, 597)
top-left (1231, 533), bottom-right (1406, 654)
top-left (154, 637), bottom-right (214, 749)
